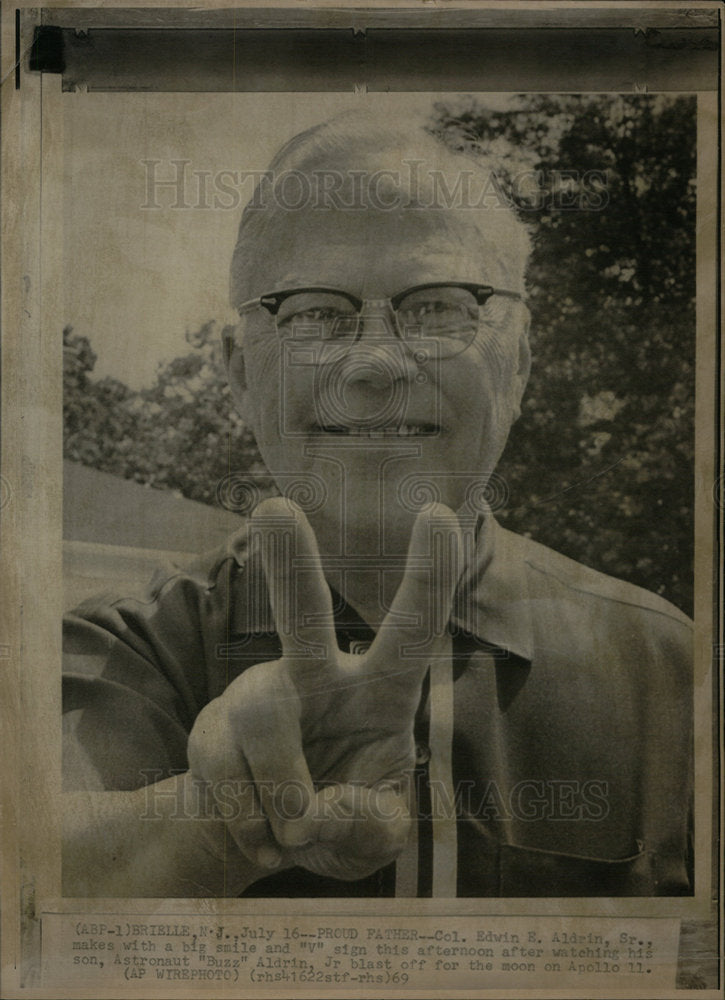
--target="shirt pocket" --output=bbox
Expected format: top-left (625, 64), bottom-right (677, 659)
top-left (498, 840), bottom-right (653, 896)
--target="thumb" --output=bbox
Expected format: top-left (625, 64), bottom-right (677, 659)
top-left (314, 783), bottom-right (412, 856)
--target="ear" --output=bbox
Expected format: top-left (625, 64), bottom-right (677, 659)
top-left (511, 314), bottom-right (531, 421)
top-left (222, 325), bottom-right (253, 422)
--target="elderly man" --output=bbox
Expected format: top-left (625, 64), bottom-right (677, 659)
top-left (62, 112), bottom-right (692, 898)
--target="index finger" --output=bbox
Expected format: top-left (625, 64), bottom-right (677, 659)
top-left (371, 504), bottom-right (464, 667)
top-left (250, 497), bottom-right (338, 660)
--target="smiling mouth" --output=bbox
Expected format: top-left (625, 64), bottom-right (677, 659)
top-left (313, 423), bottom-right (440, 438)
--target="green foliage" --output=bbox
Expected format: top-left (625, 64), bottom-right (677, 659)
top-left (63, 94), bottom-right (696, 613)
top-left (62, 323), bottom-right (270, 507)
top-left (430, 95), bottom-right (695, 612)
top-left (64, 326), bottom-right (138, 468)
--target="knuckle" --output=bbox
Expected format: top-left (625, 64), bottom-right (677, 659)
top-left (227, 820), bottom-right (272, 864)
top-left (187, 725), bottom-right (213, 777)
top-left (251, 495), bottom-right (299, 522)
top-left (426, 501), bottom-right (457, 521)
top-left (364, 791), bottom-right (411, 854)
top-left (274, 820), bottom-right (314, 849)
top-left (188, 701), bottom-right (233, 776)
top-left (188, 742), bottom-right (229, 781)
top-left (229, 814), bottom-right (270, 848)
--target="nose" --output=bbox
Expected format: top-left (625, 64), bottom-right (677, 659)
top-left (358, 298), bottom-right (396, 327)
top-left (339, 302), bottom-right (418, 390)
top-left (313, 302), bottom-right (425, 430)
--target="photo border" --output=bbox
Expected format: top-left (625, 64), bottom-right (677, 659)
top-left (1, 3), bottom-right (721, 997)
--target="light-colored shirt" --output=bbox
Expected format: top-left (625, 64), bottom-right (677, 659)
top-left (63, 516), bottom-right (693, 896)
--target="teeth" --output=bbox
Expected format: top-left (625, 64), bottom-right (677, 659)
top-left (317, 424), bottom-right (437, 437)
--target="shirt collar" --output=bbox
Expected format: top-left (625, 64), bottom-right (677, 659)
top-left (451, 513), bottom-right (534, 663)
top-left (229, 512), bottom-right (533, 663)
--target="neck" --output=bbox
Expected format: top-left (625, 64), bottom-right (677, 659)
top-left (310, 507), bottom-right (417, 630)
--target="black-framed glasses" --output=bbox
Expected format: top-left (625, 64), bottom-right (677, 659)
top-left (237, 282), bottom-right (525, 359)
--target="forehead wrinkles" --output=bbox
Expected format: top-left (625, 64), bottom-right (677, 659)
top-left (231, 143), bottom-right (529, 305)
top-left (237, 204), bottom-right (510, 298)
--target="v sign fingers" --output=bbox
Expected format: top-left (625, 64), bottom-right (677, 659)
top-left (189, 501), bottom-right (465, 884)
top-left (369, 504), bottom-right (464, 708)
top-left (250, 497), bottom-right (338, 665)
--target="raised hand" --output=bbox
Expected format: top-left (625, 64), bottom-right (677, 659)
top-left (188, 497), bottom-right (464, 882)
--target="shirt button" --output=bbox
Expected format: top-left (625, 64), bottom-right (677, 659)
top-left (415, 743), bottom-right (431, 765)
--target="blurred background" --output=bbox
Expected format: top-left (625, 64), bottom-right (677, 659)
top-left (63, 93), bottom-right (695, 614)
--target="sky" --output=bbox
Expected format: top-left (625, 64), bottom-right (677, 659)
top-left (62, 91), bottom-right (515, 388)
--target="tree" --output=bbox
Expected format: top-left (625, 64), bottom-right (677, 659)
top-left (130, 322), bottom-right (269, 505)
top-left (429, 94), bottom-right (695, 612)
top-left (62, 323), bottom-right (271, 509)
top-left (63, 325), bottom-right (137, 468)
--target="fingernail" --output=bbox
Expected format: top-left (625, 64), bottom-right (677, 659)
top-left (278, 819), bottom-right (313, 849)
top-left (256, 845), bottom-right (282, 869)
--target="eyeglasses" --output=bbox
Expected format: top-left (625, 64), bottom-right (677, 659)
top-left (237, 282), bottom-right (525, 359)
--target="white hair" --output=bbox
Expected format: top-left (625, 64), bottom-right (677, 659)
top-left (230, 109), bottom-right (532, 308)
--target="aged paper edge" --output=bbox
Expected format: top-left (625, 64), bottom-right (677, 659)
top-left (1, 2), bottom-right (721, 998)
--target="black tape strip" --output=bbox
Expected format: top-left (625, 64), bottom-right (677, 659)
top-left (29, 25), bottom-right (65, 74)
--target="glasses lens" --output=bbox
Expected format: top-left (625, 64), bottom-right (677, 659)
top-left (396, 286), bottom-right (479, 356)
top-left (478, 293), bottom-right (513, 330)
top-left (275, 292), bottom-right (357, 340)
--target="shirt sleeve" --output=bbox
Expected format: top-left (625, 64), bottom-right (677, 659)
top-left (62, 559), bottom-right (226, 792)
